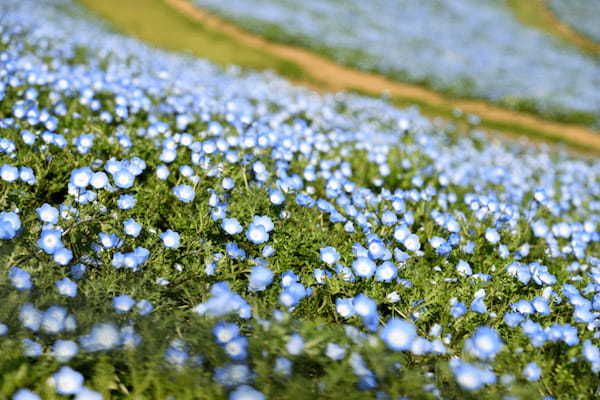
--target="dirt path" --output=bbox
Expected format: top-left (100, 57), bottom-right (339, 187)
top-left (166, 0), bottom-right (600, 152)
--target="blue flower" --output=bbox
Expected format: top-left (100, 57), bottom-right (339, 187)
top-left (0, 211), bottom-right (21, 239)
top-left (55, 277), bottom-right (77, 297)
top-left (379, 318), bottom-right (417, 351)
top-left (352, 257), bottom-right (376, 278)
top-left (12, 389), bottom-right (41, 400)
top-left (52, 366), bottom-right (84, 395)
top-left (123, 218), bottom-right (142, 237)
top-left (53, 247), bottom-right (73, 266)
top-left (70, 167), bottom-right (93, 189)
top-left (523, 362), bottom-right (541, 381)
top-left (52, 340), bottom-right (78, 362)
top-left (113, 168), bottom-right (135, 189)
top-left (465, 326), bottom-right (503, 360)
top-left (248, 265), bottom-right (274, 291)
top-left (325, 343), bottom-right (346, 360)
top-left (221, 218), bottom-right (242, 235)
top-left (224, 336), bottom-right (248, 360)
top-left (117, 194), bottom-right (136, 210)
top-left (1, 164), bottom-right (19, 182)
top-left (229, 385), bottom-right (265, 400)
top-left (252, 215), bottom-right (274, 232)
top-left (286, 333), bottom-right (304, 355)
top-left (320, 246), bottom-right (340, 265)
top-left (403, 234), bottom-right (421, 252)
top-left (113, 295), bottom-right (136, 313)
top-left (173, 184), bottom-right (195, 203)
top-left (8, 267), bottom-right (32, 290)
top-left (36, 203), bottom-right (59, 224)
top-left (336, 298), bottom-right (355, 318)
top-left (246, 223), bottom-right (269, 244)
top-left (136, 300), bottom-right (154, 316)
top-left (375, 261), bottom-right (397, 282)
top-left (485, 228), bottom-right (500, 244)
top-left (213, 321), bottom-right (240, 344)
top-left (160, 229), bottom-right (180, 248)
top-left (37, 229), bottom-right (63, 254)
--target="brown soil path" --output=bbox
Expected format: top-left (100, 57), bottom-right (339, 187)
top-left (166, 0), bottom-right (600, 152)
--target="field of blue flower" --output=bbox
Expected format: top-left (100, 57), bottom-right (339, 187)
top-left (193, 0), bottom-right (600, 127)
top-left (1, 0), bottom-right (600, 399)
top-left (546, 0), bottom-right (600, 42)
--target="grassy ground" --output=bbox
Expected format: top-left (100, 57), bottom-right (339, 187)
top-left (76, 0), bottom-right (305, 80)
top-left (506, 0), bottom-right (600, 58)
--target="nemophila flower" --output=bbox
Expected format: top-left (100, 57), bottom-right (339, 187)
top-left (214, 363), bottom-right (253, 387)
top-left (36, 203), bottom-right (59, 224)
top-left (136, 300), bottom-right (154, 316)
top-left (156, 165), bottom-right (170, 180)
top-left (262, 245), bottom-right (275, 257)
top-left (451, 361), bottom-right (495, 391)
top-left (352, 257), bottom-right (376, 278)
top-left (100, 232), bottom-right (122, 249)
top-left (0, 211), bottom-right (21, 239)
top-left (403, 234), bottom-right (421, 252)
top-left (222, 218), bottom-right (242, 235)
top-left (19, 304), bottom-right (42, 332)
top-left (222, 177), bottom-right (235, 190)
top-left (0, 323), bottom-right (7, 335)
top-left (161, 229), bottom-right (180, 248)
top-left (286, 333), bottom-right (304, 355)
top-left (173, 184), bottom-right (195, 203)
top-left (90, 171), bottom-right (109, 189)
top-left (52, 366), bottom-right (84, 395)
top-left (117, 194), bottom-right (136, 210)
top-left (226, 242), bottom-right (246, 260)
top-left (471, 290), bottom-right (487, 314)
top-left (213, 321), bottom-right (240, 345)
top-left (1, 164), bottom-right (19, 182)
top-left (52, 339), bottom-right (78, 362)
top-left (248, 265), bottom-right (273, 291)
top-left (74, 388), bottom-right (103, 400)
top-left (325, 343), bottom-right (346, 360)
top-left (274, 356), bottom-right (293, 376)
top-left (70, 264), bottom-right (86, 280)
top-left (123, 218), bottom-right (142, 237)
top-left (224, 336), bottom-right (248, 360)
top-left (320, 246), bottom-right (340, 265)
top-left (41, 306), bottom-right (69, 334)
top-left (269, 189), bottom-right (285, 205)
top-left (113, 168), bottom-right (135, 189)
top-left (465, 327), bottom-right (503, 360)
top-left (252, 215), bottom-right (274, 232)
top-left (70, 167), bottom-right (93, 189)
top-left (37, 229), bottom-right (63, 254)
top-left (80, 323), bottom-right (121, 352)
top-left (229, 385), bottom-right (265, 400)
top-left (485, 228), bottom-right (500, 244)
top-left (113, 295), bottom-right (135, 313)
top-left (19, 167), bottom-right (37, 185)
top-left (379, 318), bottom-right (417, 351)
top-left (246, 223), bottom-right (269, 245)
top-left (523, 362), bottom-right (542, 381)
top-left (53, 247), bottom-right (73, 266)
top-left (12, 389), bottom-right (41, 400)
top-left (375, 261), bottom-right (397, 282)
top-left (450, 299), bottom-right (467, 319)
top-left (22, 338), bottom-right (42, 357)
top-left (336, 298), bottom-right (355, 318)
top-left (8, 266), bottom-right (32, 290)
top-left (55, 277), bottom-right (77, 297)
